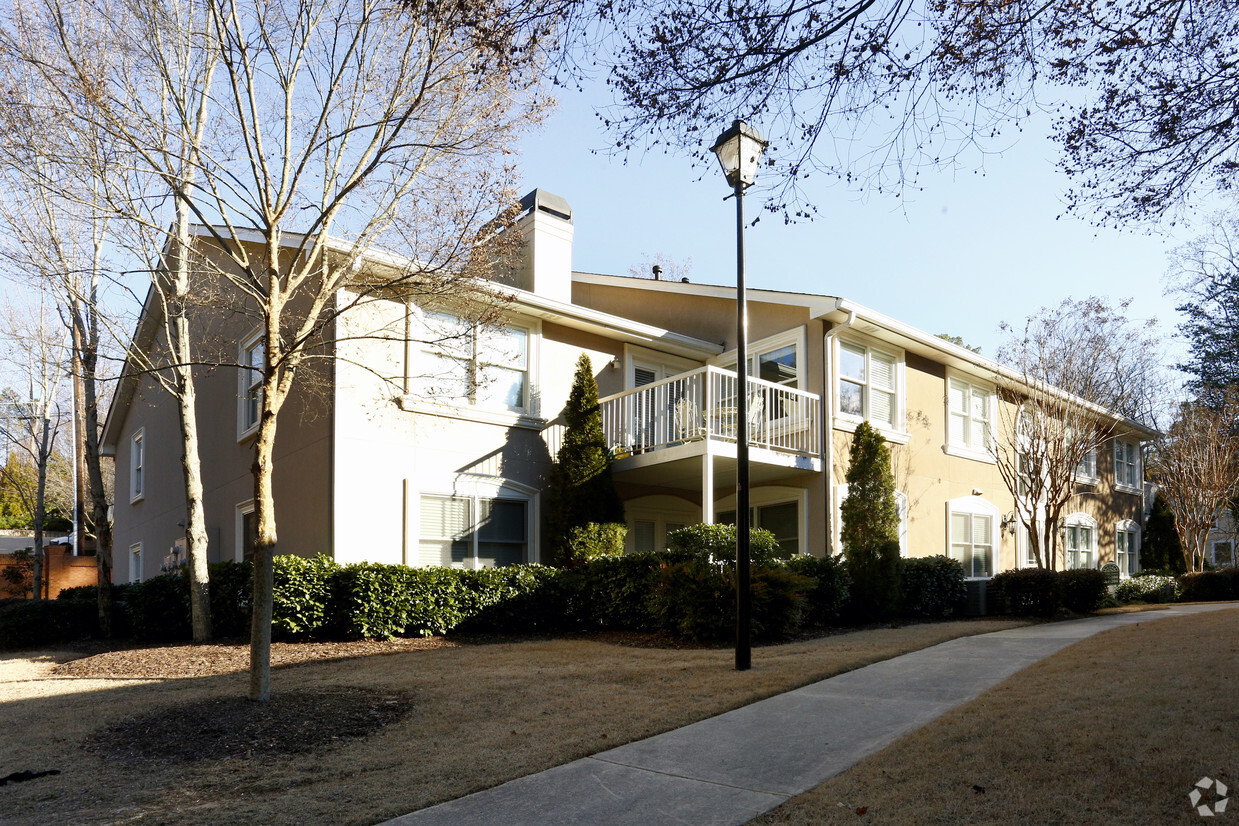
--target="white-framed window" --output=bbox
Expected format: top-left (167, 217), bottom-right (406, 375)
top-left (947, 497), bottom-right (999, 578)
top-left (1212, 539), bottom-right (1235, 567)
top-left (834, 484), bottom-right (908, 557)
top-left (239, 332), bottom-right (264, 437)
top-left (1116, 521), bottom-right (1140, 577)
top-left (418, 493), bottom-right (529, 568)
top-left (625, 494), bottom-right (700, 554)
top-left (235, 500), bottom-right (256, 563)
top-left (836, 338), bottom-right (902, 433)
top-left (129, 542), bottom-right (143, 583)
top-left (945, 373), bottom-right (993, 461)
top-left (413, 311), bottom-right (535, 414)
top-left (1062, 513), bottom-right (1097, 569)
top-left (1114, 439), bottom-right (1140, 491)
top-left (129, 428), bottom-right (145, 503)
top-left (720, 500), bottom-right (802, 556)
top-left (1076, 449), bottom-right (1098, 483)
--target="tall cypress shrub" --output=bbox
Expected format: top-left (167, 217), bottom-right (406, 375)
top-left (546, 354), bottom-right (626, 567)
top-left (1142, 492), bottom-right (1186, 573)
top-left (840, 420), bottom-right (902, 619)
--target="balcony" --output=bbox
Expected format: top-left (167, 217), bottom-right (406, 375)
top-left (599, 366), bottom-right (821, 486)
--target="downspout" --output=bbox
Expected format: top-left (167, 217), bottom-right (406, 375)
top-left (821, 308), bottom-right (857, 557)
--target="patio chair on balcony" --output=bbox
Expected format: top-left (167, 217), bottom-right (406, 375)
top-left (674, 398), bottom-right (707, 442)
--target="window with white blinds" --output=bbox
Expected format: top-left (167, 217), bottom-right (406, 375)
top-left (418, 494), bottom-right (527, 568)
top-left (838, 341), bottom-right (899, 430)
top-left (951, 512), bottom-right (993, 578)
top-left (947, 377), bottom-right (992, 456)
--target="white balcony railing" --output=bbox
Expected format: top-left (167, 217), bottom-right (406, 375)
top-left (599, 366), bottom-right (820, 459)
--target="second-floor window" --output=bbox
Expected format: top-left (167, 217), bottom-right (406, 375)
top-left (415, 312), bottom-right (531, 413)
top-left (1114, 439), bottom-right (1140, 489)
top-left (838, 340), bottom-right (899, 430)
top-left (129, 428), bottom-right (144, 502)
top-left (947, 376), bottom-right (992, 457)
top-left (240, 334), bottom-right (263, 435)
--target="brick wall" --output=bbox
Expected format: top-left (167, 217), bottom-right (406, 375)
top-left (0, 546), bottom-right (99, 599)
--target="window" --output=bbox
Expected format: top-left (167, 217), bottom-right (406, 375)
top-left (129, 428), bottom-right (145, 502)
top-left (720, 500), bottom-right (801, 556)
top-left (1063, 514), bottom-right (1096, 569)
top-left (419, 494), bottom-right (528, 568)
top-left (415, 312), bottom-right (531, 413)
top-left (236, 501), bottom-right (257, 563)
top-left (1212, 540), bottom-right (1235, 567)
top-left (948, 497), bottom-right (998, 578)
top-left (129, 542), bottom-right (143, 583)
top-left (1116, 523), bottom-right (1140, 577)
top-left (1076, 450), bottom-right (1098, 483)
top-left (946, 376), bottom-right (993, 459)
top-left (838, 340), bottom-right (899, 430)
top-left (240, 334), bottom-right (263, 435)
top-left (1114, 439), bottom-right (1140, 490)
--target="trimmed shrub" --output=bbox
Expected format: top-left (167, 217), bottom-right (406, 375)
top-left (402, 566), bottom-right (475, 636)
top-left (0, 599), bottom-right (94, 649)
top-left (273, 554), bottom-right (339, 638)
top-left (458, 565), bottom-right (567, 634)
top-left (208, 560), bottom-right (253, 638)
top-left (1178, 568), bottom-right (1239, 602)
top-left (666, 523), bottom-right (786, 565)
top-left (650, 560), bottom-right (810, 642)
top-left (902, 556), bottom-right (967, 619)
top-left (56, 584), bottom-right (135, 638)
top-left (1058, 568), bottom-right (1108, 613)
top-left (329, 562), bottom-right (420, 640)
top-left (1116, 574), bottom-right (1179, 604)
top-left (565, 553), bottom-right (663, 631)
top-left (990, 567), bottom-right (1060, 617)
top-left (844, 539), bottom-right (903, 623)
top-left (126, 573), bottom-right (191, 641)
top-left (564, 523), bottom-right (627, 566)
top-left (784, 555), bottom-right (850, 626)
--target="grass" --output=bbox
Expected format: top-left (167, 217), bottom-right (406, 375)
top-left (0, 619), bottom-right (1023, 825)
top-left (753, 606), bottom-right (1239, 825)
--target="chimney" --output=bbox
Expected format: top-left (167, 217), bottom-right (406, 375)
top-left (515, 189), bottom-right (574, 303)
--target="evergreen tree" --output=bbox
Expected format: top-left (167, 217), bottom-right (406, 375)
top-left (840, 421), bottom-right (902, 619)
top-left (546, 354), bottom-right (625, 566)
top-left (1142, 492), bottom-right (1186, 574)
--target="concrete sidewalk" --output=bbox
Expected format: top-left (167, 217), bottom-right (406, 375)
top-left (382, 603), bottom-right (1237, 826)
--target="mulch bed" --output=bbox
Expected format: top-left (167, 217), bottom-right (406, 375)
top-left (86, 687), bottom-right (415, 763)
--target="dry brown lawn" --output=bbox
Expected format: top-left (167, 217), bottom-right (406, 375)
top-left (0, 620), bottom-right (1024, 825)
top-left (755, 607), bottom-right (1239, 825)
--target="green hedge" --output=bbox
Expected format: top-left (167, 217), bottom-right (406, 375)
top-left (1178, 568), bottom-right (1239, 602)
top-left (784, 555), bottom-right (850, 626)
top-left (990, 567), bottom-right (1061, 617)
top-left (0, 599), bottom-right (95, 649)
top-left (649, 560), bottom-right (811, 642)
top-left (901, 556), bottom-right (967, 619)
top-left (666, 523), bottom-right (787, 564)
top-left (1058, 568), bottom-right (1108, 614)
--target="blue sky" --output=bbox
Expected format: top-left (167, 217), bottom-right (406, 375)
top-left (516, 82), bottom-right (1198, 367)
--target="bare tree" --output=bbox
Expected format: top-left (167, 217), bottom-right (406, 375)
top-left (8, 0), bottom-right (555, 699)
top-left (0, 54), bottom-right (122, 628)
top-left (1166, 211), bottom-right (1239, 393)
top-left (992, 297), bottom-right (1161, 569)
top-left (1151, 392), bottom-right (1239, 573)
top-left (0, 290), bottom-right (72, 599)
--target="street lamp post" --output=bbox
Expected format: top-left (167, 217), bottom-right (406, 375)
top-left (710, 119), bottom-right (768, 672)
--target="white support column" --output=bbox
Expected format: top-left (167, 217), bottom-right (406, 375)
top-left (701, 449), bottom-right (715, 524)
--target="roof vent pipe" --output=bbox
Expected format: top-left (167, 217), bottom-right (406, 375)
top-left (652, 264), bottom-right (662, 280)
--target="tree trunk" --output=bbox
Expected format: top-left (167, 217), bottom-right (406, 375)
top-left (248, 404), bottom-right (278, 701)
top-left (31, 416), bottom-right (49, 601)
top-left (75, 321), bottom-right (112, 635)
top-left (170, 205), bottom-right (212, 643)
